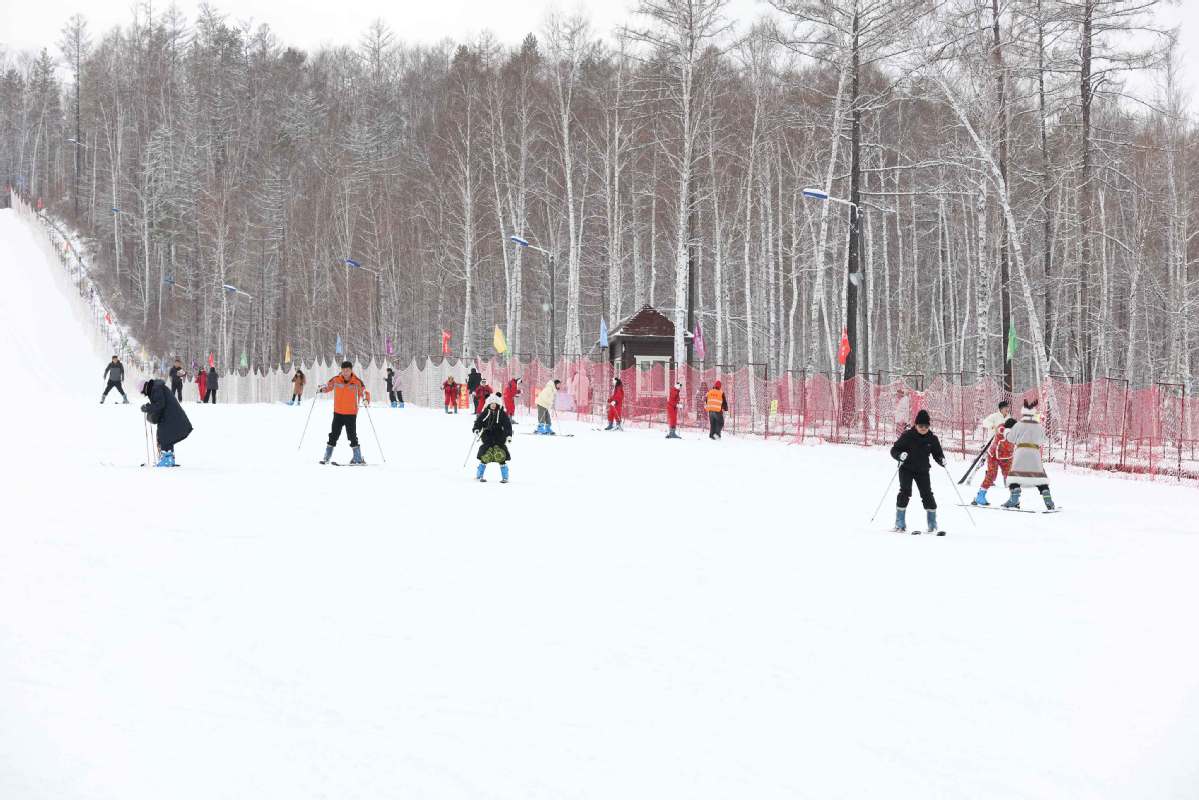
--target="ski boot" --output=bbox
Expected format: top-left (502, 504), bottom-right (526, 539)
top-left (399, 402), bottom-right (405, 409)
top-left (926, 509), bottom-right (943, 536)
top-left (604, 423), bottom-right (613, 431)
top-left (476, 463), bottom-right (487, 482)
top-left (666, 428), bottom-right (681, 439)
top-left (155, 450), bottom-right (175, 467)
top-left (973, 488), bottom-right (989, 506)
top-left (615, 422), bottom-right (623, 431)
top-left (320, 446), bottom-right (333, 465)
top-left (545, 426), bottom-right (556, 436)
top-left (391, 400), bottom-right (398, 408)
top-left (894, 507), bottom-right (907, 533)
top-left (500, 464), bottom-right (509, 484)
top-left (1002, 487), bottom-right (1021, 509)
top-left (350, 447), bottom-right (365, 465)
top-left (122, 397), bottom-right (130, 404)
top-left (1040, 487), bottom-right (1055, 511)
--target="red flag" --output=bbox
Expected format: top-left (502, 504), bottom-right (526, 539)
top-left (837, 328), bottom-right (852, 366)
top-left (208, 352), bottom-right (215, 368)
top-left (104, 312), bottom-right (111, 324)
top-left (441, 330), bottom-right (452, 355)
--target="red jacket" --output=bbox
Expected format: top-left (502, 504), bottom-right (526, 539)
top-left (503, 380), bottom-right (520, 415)
top-left (197, 371), bottom-right (208, 397)
top-left (474, 382), bottom-right (493, 410)
top-left (667, 386), bottom-right (681, 427)
top-left (442, 379), bottom-right (457, 404)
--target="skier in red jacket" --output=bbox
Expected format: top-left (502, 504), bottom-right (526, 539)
top-left (442, 376), bottom-right (458, 414)
top-left (474, 380), bottom-right (494, 414)
top-left (605, 377), bottom-right (624, 431)
top-left (665, 380), bottom-right (683, 439)
top-left (503, 377), bottom-right (521, 421)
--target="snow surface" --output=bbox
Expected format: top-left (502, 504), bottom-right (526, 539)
top-left (2, 207), bottom-right (1199, 799)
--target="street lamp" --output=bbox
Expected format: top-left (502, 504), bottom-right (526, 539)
top-left (342, 258), bottom-right (379, 360)
top-left (220, 283), bottom-right (253, 370)
top-left (509, 234), bottom-right (557, 364)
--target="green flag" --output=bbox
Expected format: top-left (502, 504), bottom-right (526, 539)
top-left (239, 349), bottom-right (248, 369)
top-left (1006, 320), bottom-right (1018, 362)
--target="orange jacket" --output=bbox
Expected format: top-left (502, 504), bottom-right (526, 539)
top-left (323, 373), bottom-right (367, 415)
top-left (705, 388), bottom-right (725, 413)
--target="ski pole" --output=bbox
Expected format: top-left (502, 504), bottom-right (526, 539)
top-left (869, 463), bottom-right (901, 523)
top-left (144, 416), bottom-right (152, 467)
top-left (363, 401), bottom-right (386, 462)
top-left (462, 432), bottom-right (480, 467)
top-left (942, 463), bottom-right (976, 527)
top-left (958, 436), bottom-right (994, 484)
top-left (297, 394), bottom-right (318, 450)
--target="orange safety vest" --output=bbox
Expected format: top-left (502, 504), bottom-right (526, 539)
top-left (326, 373), bottom-right (367, 415)
top-left (705, 388), bottom-right (725, 413)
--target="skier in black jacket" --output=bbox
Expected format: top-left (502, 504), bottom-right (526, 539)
top-left (205, 366), bottom-right (219, 403)
top-left (466, 367), bottom-right (482, 398)
top-left (140, 378), bottom-right (194, 467)
top-left (889, 408), bottom-right (946, 534)
top-left (472, 393), bottom-right (513, 483)
top-left (168, 358), bottom-right (187, 402)
top-left (101, 355), bottom-right (129, 403)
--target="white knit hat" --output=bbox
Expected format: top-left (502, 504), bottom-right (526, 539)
top-left (487, 393), bottom-right (502, 406)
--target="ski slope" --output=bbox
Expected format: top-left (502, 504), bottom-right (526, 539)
top-left (2, 207), bottom-right (1199, 799)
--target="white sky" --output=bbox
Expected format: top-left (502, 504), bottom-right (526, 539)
top-left (1, 0), bottom-right (1197, 103)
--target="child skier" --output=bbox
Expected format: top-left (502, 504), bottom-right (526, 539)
top-left (472, 392), bottom-right (513, 483)
top-left (535, 378), bottom-right (561, 434)
top-left (318, 360), bottom-right (370, 465)
top-left (101, 355), bottom-right (129, 404)
top-left (605, 377), bottom-right (624, 431)
top-left (442, 376), bottom-right (459, 414)
top-left (1002, 400), bottom-right (1055, 510)
top-left (290, 368), bottom-right (306, 405)
top-left (503, 377), bottom-right (521, 421)
top-left (665, 380), bottom-right (683, 439)
top-left (140, 378), bottom-right (194, 467)
top-left (890, 409), bottom-right (947, 534)
top-left (974, 400), bottom-right (1013, 505)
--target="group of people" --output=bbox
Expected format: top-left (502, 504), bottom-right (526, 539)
top-left (101, 355), bottom-right (220, 405)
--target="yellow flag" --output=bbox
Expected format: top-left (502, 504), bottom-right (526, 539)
top-left (284, 343), bottom-right (292, 363)
top-left (493, 325), bottom-right (508, 355)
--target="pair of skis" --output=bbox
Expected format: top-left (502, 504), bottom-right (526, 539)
top-left (959, 503), bottom-right (1062, 515)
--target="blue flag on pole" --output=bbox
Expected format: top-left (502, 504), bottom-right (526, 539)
top-left (599, 318), bottom-right (609, 348)
top-left (335, 334), bottom-right (344, 355)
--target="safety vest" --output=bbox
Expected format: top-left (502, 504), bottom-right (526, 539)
top-left (705, 388), bottom-right (724, 412)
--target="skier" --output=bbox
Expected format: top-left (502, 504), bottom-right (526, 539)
top-left (535, 378), bottom-right (561, 434)
top-left (665, 380), bottom-right (683, 439)
top-left (139, 377), bottom-right (193, 467)
top-left (973, 400), bottom-right (1014, 506)
top-left (1002, 400), bottom-right (1055, 510)
top-left (605, 377), bottom-right (624, 431)
top-left (890, 409), bottom-right (947, 534)
top-left (290, 368), bottom-right (306, 405)
top-left (196, 366), bottom-right (208, 403)
top-left (318, 360), bottom-right (369, 465)
top-left (442, 376), bottom-right (459, 414)
top-left (205, 365), bottom-right (219, 403)
top-left (474, 379), bottom-right (494, 414)
top-left (466, 367), bottom-right (482, 400)
top-left (503, 377), bottom-right (521, 422)
top-left (705, 380), bottom-right (728, 439)
top-left (168, 357), bottom-right (187, 402)
top-left (472, 392), bottom-right (513, 483)
top-left (101, 355), bottom-right (129, 404)
top-left (385, 368), bottom-right (404, 408)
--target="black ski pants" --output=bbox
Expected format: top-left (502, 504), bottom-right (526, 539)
top-left (388, 390), bottom-right (404, 404)
top-left (708, 411), bottom-right (725, 438)
top-left (171, 380), bottom-right (184, 402)
top-left (102, 380), bottom-right (127, 400)
top-left (204, 388), bottom-right (218, 403)
top-left (897, 469), bottom-right (936, 510)
top-left (327, 413), bottom-right (360, 448)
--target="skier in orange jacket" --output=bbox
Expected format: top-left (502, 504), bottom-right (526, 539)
top-left (319, 360), bottom-right (370, 464)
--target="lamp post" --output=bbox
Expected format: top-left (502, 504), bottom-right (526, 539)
top-left (509, 235), bottom-right (556, 365)
top-left (220, 283), bottom-right (253, 371)
top-left (343, 258), bottom-right (379, 360)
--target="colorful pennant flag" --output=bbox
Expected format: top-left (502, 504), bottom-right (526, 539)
top-left (239, 350), bottom-right (248, 369)
top-left (441, 330), bottom-right (452, 355)
top-left (386, 335), bottom-right (394, 356)
top-left (599, 318), bottom-right (609, 349)
top-left (837, 328), bottom-right (852, 366)
top-left (335, 334), bottom-right (344, 355)
top-left (284, 343), bottom-right (292, 363)
top-left (208, 352), bottom-right (215, 368)
top-left (494, 325), bottom-right (508, 355)
top-left (693, 321), bottom-right (706, 362)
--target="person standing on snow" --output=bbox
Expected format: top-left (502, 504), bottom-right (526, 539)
top-left (974, 400), bottom-right (1013, 506)
top-left (168, 358), bottom-right (187, 402)
top-left (503, 377), bottom-right (521, 422)
top-left (290, 368), bottom-right (306, 405)
top-left (442, 376), bottom-right (459, 414)
top-left (605, 377), bottom-right (624, 431)
top-left (318, 360), bottom-right (370, 465)
top-left (140, 378), bottom-right (193, 467)
top-left (890, 409), bottom-right (947, 534)
top-left (466, 367), bottom-right (482, 400)
top-left (535, 378), bottom-right (561, 434)
top-left (1002, 400), bottom-right (1055, 510)
top-left (665, 380), bottom-right (683, 439)
top-left (196, 366), bottom-right (208, 403)
top-left (474, 378), bottom-right (494, 414)
top-left (385, 367), bottom-right (404, 408)
top-left (205, 365), bottom-right (220, 403)
top-left (101, 355), bottom-right (129, 404)
top-left (705, 380), bottom-right (728, 439)
top-left (472, 392), bottom-right (513, 483)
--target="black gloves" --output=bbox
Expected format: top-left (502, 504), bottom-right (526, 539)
top-left (140, 403), bottom-right (150, 413)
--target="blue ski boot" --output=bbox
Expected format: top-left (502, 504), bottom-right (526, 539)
top-left (476, 463), bottom-right (487, 482)
top-left (391, 400), bottom-right (398, 408)
top-left (320, 446), bottom-right (333, 465)
top-left (1040, 487), bottom-right (1055, 511)
top-left (894, 507), bottom-right (906, 533)
top-left (545, 425), bottom-right (556, 436)
top-left (1003, 487), bottom-right (1022, 509)
top-left (399, 402), bottom-right (404, 409)
top-left (350, 447), bottom-right (365, 465)
top-left (500, 464), bottom-right (509, 484)
top-left (926, 509), bottom-right (940, 535)
top-left (974, 488), bottom-right (988, 506)
top-left (155, 450), bottom-right (175, 467)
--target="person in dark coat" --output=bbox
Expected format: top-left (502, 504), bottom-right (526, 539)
top-left (168, 358), bottom-right (187, 402)
top-left (140, 378), bottom-right (193, 467)
top-left (101, 355), bottom-right (129, 403)
top-left (889, 408), bottom-right (946, 534)
top-left (472, 393), bottom-right (513, 483)
top-left (205, 366), bottom-right (219, 403)
top-left (466, 367), bottom-right (482, 398)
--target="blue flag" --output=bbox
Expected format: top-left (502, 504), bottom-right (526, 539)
top-left (599, 318), bottom-right (609, 348)
top-left (335, 334), bottom-right (344, 355)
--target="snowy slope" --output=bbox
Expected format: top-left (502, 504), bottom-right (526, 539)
top-left (2, 208), bottom-right (1199, 799)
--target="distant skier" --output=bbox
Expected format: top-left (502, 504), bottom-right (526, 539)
top-left (168, 357), bottom-right (187, 402)
top-left (665, 380), bottom-right (683, 439)
top-left (1002, 400), bottom-right (1055, 510)
top-left (196, 367), bottom-right (208, 403)
top-left (140, 378), bottom-right (193, 467)
top-left (973, 400), bottom-right (1013, 506)
top-left (705, 380), bottom-right (728, 439)
top-left (890, 409), bottom-right (947, 534)
top-left (385, 368), bottom-right (404, 408)
top-left (535, 378), bottom-right (561, 434)
top-left (503, 377), bottom-right (521, 421)
top-left (442, 376), bottom-right (459, 414)
top-left (318, 360), bottom-right (369, 465)
top-left (474, 379), bottom-right (494, 414)
top-left (472, 393), bottom-right (513, 483)
top-left (605, 377), bottom-right (625, 431)
top-left (101, 355), bottom-right (129, 404)
top-left (466, 367), bottom-right (482, 399)
top-left (290, 368), bottom-right (306, 405)
top-left (205, 365), bottom-right (219, 403)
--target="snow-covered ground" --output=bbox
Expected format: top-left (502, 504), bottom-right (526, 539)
top-left (3, 207), bottom-right (1199, 799)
